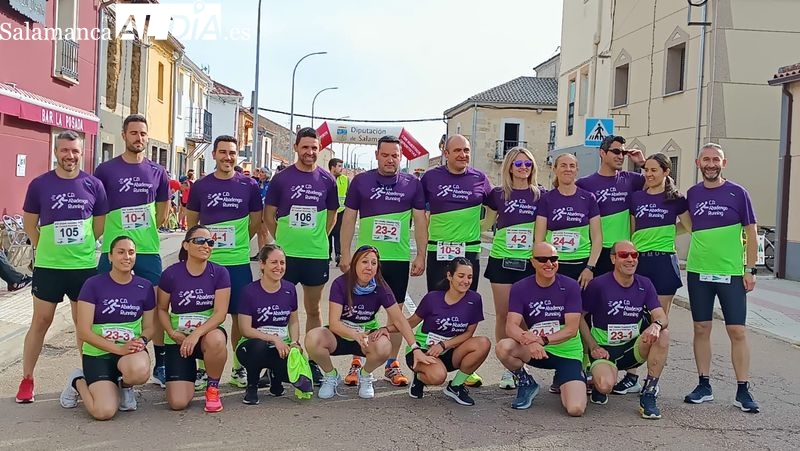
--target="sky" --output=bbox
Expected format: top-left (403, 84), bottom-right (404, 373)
top-left (160, 0), bottom-right (563, 165)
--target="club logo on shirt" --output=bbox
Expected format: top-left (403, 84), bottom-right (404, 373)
top-left (50, 192), bottom-right (90, 210)
top-left (693, 200), bottom-right (728, 217)
top-left (289, 184), bottom-right (323, 202)
top-left (118, 176), bottom-right (153, 194)
top-left (257, 304), bottom-right (291, 323)
top-left (370, 186), bottom-right (405, 202)
top-left (595, 187), bottom-right (628, 204)
top-left (177, 288), bottom-right (215, 307)
top-left (551, 207), bottom-right (585, 223)
top-left (435, 184), bottom-right (472, 200)
top-left (635, 203), bottom-right (668, 219)
top-left (435, 316), bottom-right (469, 332)
top-left (504, 199), bottom-right (537, 216)
top-left (528, 300), bottom-right (564, 318)
top-left (206, 191), bottom-right (243, 208)
top-left (101, 298), bottom-right (141, 317)
top-left (343, 304), bottom-right (373, 322)
top-left (607, 299), bottom-right (642, 317)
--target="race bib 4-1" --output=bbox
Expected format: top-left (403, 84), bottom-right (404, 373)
top-left (208, 226), bottom-right (235, 249)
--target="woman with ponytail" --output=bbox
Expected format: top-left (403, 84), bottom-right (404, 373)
top-left (630, 153), bottom-right (693, 312)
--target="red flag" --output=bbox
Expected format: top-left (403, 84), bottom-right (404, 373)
top-left (316, 121), bottom-right (332, 149)
top-left (398, 128), bottom-right (429, 160)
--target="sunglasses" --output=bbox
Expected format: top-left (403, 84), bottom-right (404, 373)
top-left (533, 256), bottom-right (559, 263)
top-left (513, 160), bottom-right (533, 168)
top-left (605, 148), bottom-right (629, 156)
top-left (187, 237), bottom-right (215, 247)
top-left (357, 245), bottom-right (380, 256)
top-left (614, 251), bottom-right (639, 259)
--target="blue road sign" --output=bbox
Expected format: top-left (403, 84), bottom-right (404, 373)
top-left (585, 118), bottom-right (614, 147)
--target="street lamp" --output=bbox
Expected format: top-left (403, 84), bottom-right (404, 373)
top-left (252, 0), bottom-right (263, 168)
top-left (311, 86), bottom-right (338, 128)
top-left (289, 51), bottom-right (327, 137)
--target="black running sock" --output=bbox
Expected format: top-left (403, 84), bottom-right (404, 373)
top-left (737, 381), bottom-right (749, 392)
top-left (71, 375), bottom-right (85, 390)
top-left (699, 375), bottom-right (711, 387)
top-left (154, 345), bottom-right (166, 368)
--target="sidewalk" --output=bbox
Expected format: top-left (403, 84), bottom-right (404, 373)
top-left (0, 232), bottom-right (184, 369)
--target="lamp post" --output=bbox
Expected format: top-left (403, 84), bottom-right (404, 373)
top-left (310, 86), bottom-right (338, 128)
top-left (289, 51), bottom-right (327, 138)
top-left (252, 0), bottom-right (263, 168)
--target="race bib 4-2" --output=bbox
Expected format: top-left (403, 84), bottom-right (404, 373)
top-left (436, 241), bottom-right (465, 261)
top-left (506, 228), bottom-right (532, 250)
top-left (372, 219), bottom-right (400, 242)
top-left (54, 220), bottom-right (85, 245)
top-left (607, 323), bottom-right (639, 345)
top-left (551, 231), bottom-right (580, 253)
top-left (121, 206), bottom-right (150, 230)
top-left (208, 226), bottom-right (235, 249)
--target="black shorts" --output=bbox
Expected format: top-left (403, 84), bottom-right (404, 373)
top-left (225, 263), bottom-right (254, 314)
top-left (284, 256), bottom-right (329, 287)
top-left (483, 256), bottom-right (534, 284)
top-left (527, 353), bottom-right (585, 386)
top-left (165, 328), bottom-right (228, 382)
top-left (331, 333), bottom-right (367, 358)
top-left (556, 259), bottom-right (588, 281)
top-left (405, 349), bottom-right (456, 372)
top-left (381, 260), bottom-right (410, 303)
top-left (636, 252), bottom-right (682, 296)
top-left (32, 267), bottom-right (97, 303)
top-left (686, 272), bottom-right (747, 325)
top-left (594, 247), bottom-right (614, 276)
top-left (425, 251), bottom-right (480, 292)
top-left (82, 354), bottom-right (121, 385)
top-left (588, 336), bottom-right (645, 371)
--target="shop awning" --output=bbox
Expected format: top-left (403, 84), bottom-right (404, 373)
top-left (0, 82), bottom-right (99, 135)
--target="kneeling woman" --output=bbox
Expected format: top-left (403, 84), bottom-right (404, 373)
top-left (393, 257), bottom-right (490, 406)
top-left (236, 244), bottom-right (306, 405)
top-left (158, 225), bottom-right (230, 413)
top-left (60, 236), bottom-right (155, 420)
top-left (306, 245), bottom-right (430, 399)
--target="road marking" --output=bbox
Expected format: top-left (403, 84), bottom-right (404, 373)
top-left (403, 293), bottom-right (417, 315)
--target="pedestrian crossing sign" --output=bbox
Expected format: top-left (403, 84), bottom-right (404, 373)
top-left (585, 118), bottom-right (614, 147)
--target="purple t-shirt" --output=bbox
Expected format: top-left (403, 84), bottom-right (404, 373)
top-left (329, 274), bottom-right (396, 326)
top-left (577, 171), bottom-right (645, 247)
top-left (159, 261), bottom-right (232, 314)
top-left (582, 273), bottom-right (660, 346)
top-left (265, 165), bottom-right (339, 259)
top-left (345, 170), bottom-right (426, 218)
top-left (79, 273), bottom-right (156, 324)
top-left (414, 290), bottom-right (484, 338)
top-left (631, 191), bottom-right (689, 252)
top-left (536, 187), bottom-right (599, 231)
top-left (484, 187), bottom-right (543, 229)
top-left (238, 279), bottom-right (298, 327)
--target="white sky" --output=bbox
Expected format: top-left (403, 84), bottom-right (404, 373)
top-left (161, 0), bottom-right (563, 164)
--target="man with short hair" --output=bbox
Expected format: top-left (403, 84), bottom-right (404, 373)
top-left (186, 135), bottom-right (263, 389)
top-left (328, 158), bottom-right (348, 265)
top-left (580, 240), bottom-right (670, 419)
top-left (94, 114), bottom-right (171, 386)
top-left (264, 127), bottom-right (338, 381)
top-left (683, 143), bottom-right (759, 413)
top-left (338, 135), bottom-right (428, 387)
top-left (16, 131), bottom-right (108, 403)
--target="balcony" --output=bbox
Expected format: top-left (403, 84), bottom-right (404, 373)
top-left (55, 39), bottom-right (79, 82)
top-left (494, 140), bottom-right (528, 162)
top-left (186, 107), bottom-right (212, 143)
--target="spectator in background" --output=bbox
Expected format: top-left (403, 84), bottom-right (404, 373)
top-left (234, 165), bottom-right (244, 174)
top-left (1, 250), bottom-right (32, 292)
top-left (178, 175), bottom-right (191, 231)
top-left (251, 168), bottom-right (272, 261)
top-left (187, 169), bottom-right (195, 183)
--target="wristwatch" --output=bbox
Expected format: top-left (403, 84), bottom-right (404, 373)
top-left (541, 335), bottom-right (550, 346)
top-left (653, 320), bottom-right (664, 329)
top-left (746, 267), bottom-right (757, 275)
top-left (585, 265), bottom-right (595, 272)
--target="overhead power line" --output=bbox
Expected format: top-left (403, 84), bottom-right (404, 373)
top-left (258, 107), bottom-right (446, 124)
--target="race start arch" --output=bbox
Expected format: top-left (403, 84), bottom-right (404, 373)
top-left (315, 121), bottom-right (429, 160)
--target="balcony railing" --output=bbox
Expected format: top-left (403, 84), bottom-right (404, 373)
top-left (186, 107), bottom-right (212, 143)
top-left (56, 39), bottom-right (79, 81)
top-left (494, 140), bottom-right (528, 161)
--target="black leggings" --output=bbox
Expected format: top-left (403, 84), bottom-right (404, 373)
top-left (235, 339), bottom-right (290, 387)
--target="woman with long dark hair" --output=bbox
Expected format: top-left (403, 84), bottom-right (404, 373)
top-left (305, 245), bottom-right (433, 399)
top-left (393, 257), bottom-right (490, 406)
top-left (59, 236), bottom-right (154, 420)
top-left (158, 225), bottom-right (230, 413)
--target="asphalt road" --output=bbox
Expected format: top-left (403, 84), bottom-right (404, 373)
top-left (1, 253), bottom-right (799, 451)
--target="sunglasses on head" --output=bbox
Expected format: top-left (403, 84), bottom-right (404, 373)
top-left (614, 251), bottom-right (639, 259)
top-left (513, 160), bottom-right (533, 168)
top-left (187, 237), bottom-right (215, 247)
top-left (357, 244), bottom-right (379, 255)
top-left (605, 148), bottom-right (629, 156)
top-left (533, 255), bottom-right (559, 263)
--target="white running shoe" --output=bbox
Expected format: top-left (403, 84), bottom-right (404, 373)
top-left (318, 372), bottom-right (341, 399)
top-left (118, 385), bottom-right (137, 411)
top-left (59, 368), bottom-right (84, 408)
top-left (358, 371), bottom-right (375, 399)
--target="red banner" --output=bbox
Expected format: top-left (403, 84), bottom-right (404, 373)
top-left (398, 128), bottom-right (428, 160)
top-left (18, 102), bottom-right (98, 134)
top-left (316, 121), bottom-right (332, 149)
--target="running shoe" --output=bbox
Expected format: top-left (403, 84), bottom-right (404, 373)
top-left (204, 387), bottom-right (223, 412)
top-left (194, 368), bottom-right (208, 391)
top-left (590, 389), bottom-right (608, 405)
top-left (119, 386), bottom-right (137, 411)
top-left (318, 372), bottom-right (341, 399)
top-left (384, 361), bottom-right (409, 386)
top-left (59, 369), bottom-right (83, 408)
top-left (408, 373), bottom-right (425, 399)
top-left (230, 367), bottom-right (247, 388)
top-left (8, 275), bottom-right (32, 292)
top-left (257, 369), bottom-right (271, 388)
top-left (548, 384), bottom-right (561, 394)
top-left (512, 371), bottom-right (540, 410)
top-left (612, 373), bottom-right (642, 394)
top-left (640, 392), bottom-right (662, 419)
top-left (734, 383), bottom-right (760, 413)
top-left (464, 373), bottom-right (483, 388)
top-left (444, 382), bottom-right (475, 406)
top-left (151, 365), bottom-right (166, 389)
top-left (15, 376), bottom-right (34, 404)
top-left (269, 379), bottom-right (285, 397)
top-left (358, 372), bottom-right (375, 399)
top-left (499, 369), bottom-right (517, 390)
top-left (310, 361), bottom-right (324, 386)
top-left (243, 385), bottom-right (259, 405)
top-left (344, 358), bottom-right (361, 386)
top-left (684, 383), bottom-right (714, 404)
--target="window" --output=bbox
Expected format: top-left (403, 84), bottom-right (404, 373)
top-left (548, 121), bottom-right (556, 152)
top-left (579, 72), bottom-right (589, 116)
top-left (102, 143), bottom-right (113, 163)
top-left (614, 64), bottom-right (629, 107)
top-left (567, 78), bottom-right (576, 136)
top-left (54, 0), bottom-right (79, 82)
top-left (176, 73), bottom-right (183, 117)
top-left (157, 63), bottom-right (164, 101)
top-left (665, 43), bottom-right (686, 94)
top-left (670, 156), bottom-right (679, 185)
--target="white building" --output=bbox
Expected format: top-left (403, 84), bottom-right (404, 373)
top-left (205, 80), bottom-right (243, 174)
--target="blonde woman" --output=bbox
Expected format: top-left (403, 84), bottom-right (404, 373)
top-left (482, 147), bottom-right (543, 389)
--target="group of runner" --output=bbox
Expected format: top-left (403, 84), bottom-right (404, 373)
top-left (14, 116), bottom-right (760, 419)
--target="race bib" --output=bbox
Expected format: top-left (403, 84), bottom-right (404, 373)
top-left (425, 331), bottom-right (449, 347)
top-left (258, 325), bottom-right (288, 340)
top-left (506, 228), bottom-right (532, 250)
top-left (608, 323), bottom-right (639, 345)
top-left (372, 219), bottom-right (400, 242)
top-left (529, 320), bottom-right (560, 337)
top-left (289, 205), bottom-right (317, 229)
top-left (54, 220), bottom-right (85, 245)
top-left (121, 206), bottom-right (150, 230)
top-left (208, 226), bottom-right (235, 249)
top-left (177, 314), bottom-right (208, 333)
top-left (342, 320), bottom-right (365, 333)
top-left (551, 231), bottom-right (580, 253)
top-left (101, 326), bottom-right (135, 343)
top-left (699, 274), bottom-right (731, 284)
top-left (436, 241), bottom-right (465, 261)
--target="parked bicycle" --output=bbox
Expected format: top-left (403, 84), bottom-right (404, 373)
top-left (758, 226), bottom-right (775, 273)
